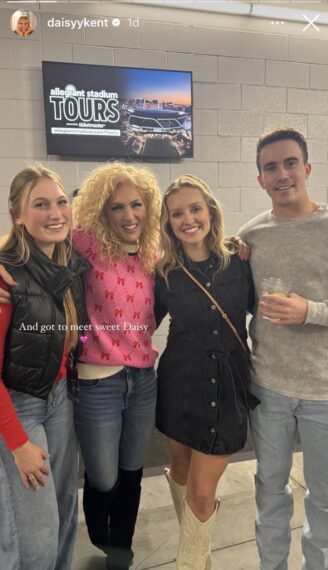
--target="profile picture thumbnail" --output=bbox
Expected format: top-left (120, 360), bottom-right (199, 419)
top-left (10, 10), bottom-right (37, 38)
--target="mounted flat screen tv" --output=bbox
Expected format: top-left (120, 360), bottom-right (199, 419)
top-left (42, 61), bottom-right (193, 159)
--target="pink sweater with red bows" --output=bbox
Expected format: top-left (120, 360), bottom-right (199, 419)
top-left (73, 229), bottom-right (158, 367)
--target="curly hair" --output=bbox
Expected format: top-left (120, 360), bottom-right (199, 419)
top-left (0, 164), bottom-right (78, 348)
top-left (157, 174), bottom-right (233, 283)
top-left (73, 162), bottom-right (161, 274)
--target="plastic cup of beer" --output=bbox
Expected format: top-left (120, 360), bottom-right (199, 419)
top-left (262, 277), bottom-right (291, 297)
top-left (261, 278), bottom-right (291, 320)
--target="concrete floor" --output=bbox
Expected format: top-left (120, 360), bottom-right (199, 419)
top-left (72, 452), bottom-right (307, 570)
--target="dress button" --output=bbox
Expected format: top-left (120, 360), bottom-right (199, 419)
top-left (211, 305), bottom-right (216, 310)
top-left (206, 282), bottom-right (211, 288)
top-left (210, 427), bottom-right (215, 434)
top-left (211, 378), bottom-right (216, 384)
top-left (211, 354), bottom-right (217, 360)
top-left (213, 330), bottom-right (218, 335)
top-left (211, 401), bottom-right (216, 407)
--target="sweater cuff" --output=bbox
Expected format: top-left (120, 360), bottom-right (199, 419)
top-left (305, 300), bottom-right (328, 327)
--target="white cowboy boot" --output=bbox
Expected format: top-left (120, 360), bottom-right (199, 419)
top-left (176, 498), bottom-right (219, 570)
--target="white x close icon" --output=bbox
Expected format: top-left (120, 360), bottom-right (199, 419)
top-left (302, 14), bottom-right (320, 32)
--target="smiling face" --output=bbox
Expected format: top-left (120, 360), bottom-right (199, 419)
top-left (106, 183), bottom-right (147, 245)
top-left (15, 177), bottom-right (71, 258)
top-left (17, 17), bottom-right (29, 34)
top-left (166, 186), bottom-right (211, 259)
top-left (258, 139), bottom-right (312, 217)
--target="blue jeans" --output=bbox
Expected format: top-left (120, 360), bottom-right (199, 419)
top-left (74, 366), bottom-right (157, 491)
top-left (0, 380), bottom-right (78, 570)
top-left (0, 454), bottom-right (19, 570)
top-left (250, 382), bottom-right (328, 570)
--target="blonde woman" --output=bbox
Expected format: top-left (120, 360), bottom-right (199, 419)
top-left (0, 165), bottom-right (90, 570)
top-left (15, 15), bottom-right (33, 36)
top-left (72, 163), bottom-right (161, 569)
top-left (155, 175), bottom-right (259, 569)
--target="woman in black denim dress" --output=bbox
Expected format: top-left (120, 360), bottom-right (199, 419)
top-left (155, 175), bottom-right (259, 570)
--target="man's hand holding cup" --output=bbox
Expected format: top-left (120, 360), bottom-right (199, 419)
top-left (260, 278), bottom-right (308, 325)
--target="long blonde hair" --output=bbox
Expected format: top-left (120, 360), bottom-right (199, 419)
top-left (0, 165), bottom-right (78, 348)
top-left (73, 162), bottom-right (161, 274)
top-left (157, 174), bottom-right (232, 283)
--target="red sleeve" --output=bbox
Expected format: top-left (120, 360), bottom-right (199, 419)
top-left (0, 279), bottom-right (29, 451)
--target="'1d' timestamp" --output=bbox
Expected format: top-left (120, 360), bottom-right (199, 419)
top-left (128, 18), bottom-right (140, 27)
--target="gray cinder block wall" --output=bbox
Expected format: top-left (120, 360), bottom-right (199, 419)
top-left (1, 2), bottom-right (327, 237)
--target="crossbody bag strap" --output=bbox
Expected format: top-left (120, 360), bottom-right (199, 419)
top-left (180, 265), bottom-right (249, 354)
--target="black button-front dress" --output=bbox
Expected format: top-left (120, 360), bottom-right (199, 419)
top-left (155, 252), bottom-right (259, 456)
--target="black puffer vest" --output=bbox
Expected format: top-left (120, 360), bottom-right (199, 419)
top-left (2, 244), bottom-right (91, 400)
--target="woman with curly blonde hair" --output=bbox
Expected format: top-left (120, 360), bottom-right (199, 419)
top-left (72, 162), bottom-right (161, 569)
top-left (74, 162), bottom-right (159, 275)
top-left (155, 175), bottom-right (259, 570)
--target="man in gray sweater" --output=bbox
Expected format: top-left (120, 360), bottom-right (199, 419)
top-left (239, 127), bottom-right (328, 570)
